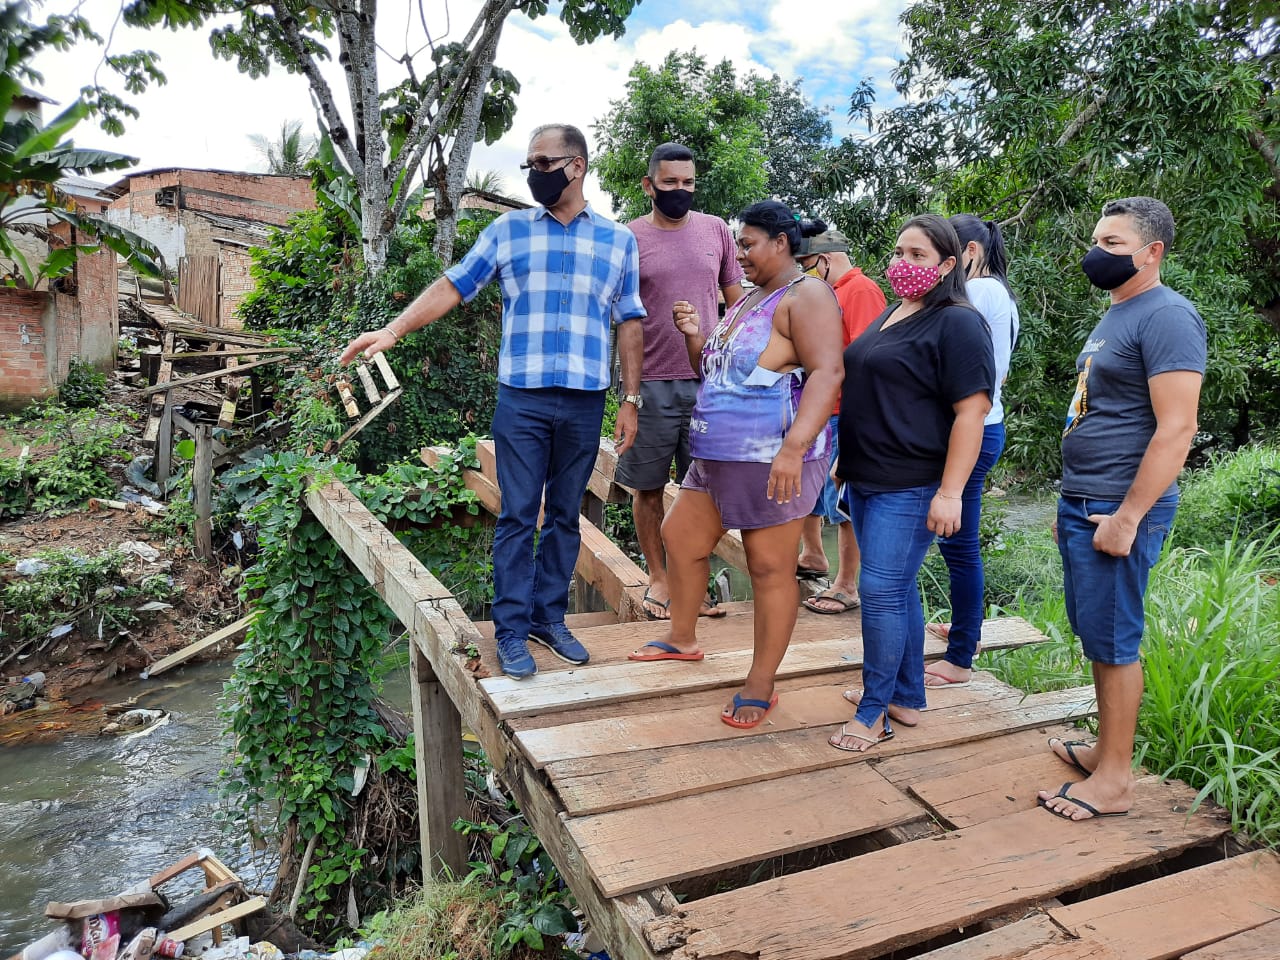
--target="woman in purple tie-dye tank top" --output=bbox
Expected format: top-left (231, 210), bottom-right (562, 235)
top-left (627, 201), bottom-right (844, 730)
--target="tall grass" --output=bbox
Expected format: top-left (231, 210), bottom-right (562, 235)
top-left (981, 530), bottom-right (1280, 846)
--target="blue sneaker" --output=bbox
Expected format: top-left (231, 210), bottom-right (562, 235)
top-left (495, 635), bottom-right (537, 679)
top-left (528, 622), bottom-right (590, 665)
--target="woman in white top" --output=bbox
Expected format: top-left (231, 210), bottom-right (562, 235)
top-left (924, 215), bottom-right (1020, 686)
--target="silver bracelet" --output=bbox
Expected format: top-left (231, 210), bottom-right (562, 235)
top-left (935, 492), bottom-right (962, 500)
top-left (383, 326), bottom-right (400, 342)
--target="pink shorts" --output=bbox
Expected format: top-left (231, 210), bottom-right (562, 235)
top-left (681, 457), bottom-right (828, 530)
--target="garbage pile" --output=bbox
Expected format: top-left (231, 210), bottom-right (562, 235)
top-left (2, 672), bottom-right (45, 716)
top-left (7, 850), bottom-right (297, 960)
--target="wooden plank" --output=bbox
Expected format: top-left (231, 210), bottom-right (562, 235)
top-left (144, 332), bottom-right (176, 445)
top-left (172, 413), bottom-right (230, 456)
top-left (656, 782), bottom-right (1230, 960)
top-left (518, 677), bottom-right (1023, 768)
top-left (155, 393), bottom-right (174, 488)
top-left (410, 638), bottom-right (468, 876)
top-left (1045, 850), bottom-right (1280, 959)
top-left (910, 915), bottom-right (1062, 960)
top-left (335, 378), bottom-right (361, 417)
top-left (354, 361), bottom-right (382, 404)
top-left (143, 613), bottom-right (255, 678)
top-left (325, 387), bottom-right (403, 451)
top-left (548, 685), bottom-right (1097, 816)
top-left (1181, 919), bottom-right (1280, 960)
top-left (482, 618), bottom-right (1050, 720)
top-left (577, 516), bottom-right (649, 622)
top-left (873, 724), bottom-right (1081, 788)
top-left (372, 351), bottom-right (400, 390)
top-left (162, 347), bottom-right (300, 360)
top-left (910, 750), bottom-right (1105, 828)
top-left (566, 762), bottom-right (924, 896)
top-left (193, 424), bottom-right (214, 560)
top-left (165, 897), bottom-right (266, 943)
top-left (141, 355), bottom-right (286, 395)
top-left (218, 378), bottom-right (241, 428)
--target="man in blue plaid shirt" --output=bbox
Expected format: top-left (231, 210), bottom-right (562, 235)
top-left (342, 123), bottom-right (645, 678)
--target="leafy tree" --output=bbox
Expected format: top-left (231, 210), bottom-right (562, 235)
top-left (819, 0), bottom-right (1280, 469)
top-left (594, 51), bottom-right (769, 222)
top-left (594, 51), bottom-right (832, 222)
top-left (247, 118), bottom-right (316, 175)
top-left (127, 0), bottom-right (639, 269)
top-left (465, 168), bottom-right (509, 197)
top-left (1, 3), bottom-right (162, 286)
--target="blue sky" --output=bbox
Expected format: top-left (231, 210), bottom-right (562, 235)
top-left (32, 0), bottom-right (910, 210)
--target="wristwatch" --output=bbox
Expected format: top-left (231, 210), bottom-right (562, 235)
top-left (621, 393), bottom-right (644, 409)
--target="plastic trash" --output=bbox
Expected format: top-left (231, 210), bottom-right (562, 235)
top-left (126, 457), bottom-right (163, 497)
top-left (119, 541), bottom-right (162, 562)
top-left (15, 558), bottom-right (48, 575)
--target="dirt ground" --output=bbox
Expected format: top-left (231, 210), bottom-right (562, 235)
top-left (1, 376), bottom-right (245, 743)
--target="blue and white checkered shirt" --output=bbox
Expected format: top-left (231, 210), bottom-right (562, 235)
top-left (446, 204), bottom-right (646, 391)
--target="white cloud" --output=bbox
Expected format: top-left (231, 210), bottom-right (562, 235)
top-left (29, 0), bottom-right (908, 214)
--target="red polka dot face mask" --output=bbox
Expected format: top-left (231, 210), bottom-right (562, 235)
top-left (886, 258), bottom-right (942, 301)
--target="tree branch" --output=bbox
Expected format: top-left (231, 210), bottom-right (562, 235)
top-left (273, 3), bottom-right (363, 179)
top-left (391, 0), bottom-right (518, 193)
top-left (999, 91), bottom-right (1108, 228)
top-left (1247, 128), bottom-right (1280, 187)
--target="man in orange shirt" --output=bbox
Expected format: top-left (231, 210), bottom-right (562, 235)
top-left (795, 226), bottom-right (887, 614)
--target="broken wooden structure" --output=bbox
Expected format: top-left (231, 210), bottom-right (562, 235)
top-left (304, 439), bottom-right (1280, 960)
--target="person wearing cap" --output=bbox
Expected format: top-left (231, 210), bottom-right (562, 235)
top-left (616, 143), bottom-right (744, 621)
top-left (794, 221), bottom-right (887, 614)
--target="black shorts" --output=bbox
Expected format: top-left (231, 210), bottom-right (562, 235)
top-left (615, 379), bottom-right (699, 491)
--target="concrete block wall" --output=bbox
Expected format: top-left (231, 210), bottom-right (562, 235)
top-left (0, 289), bottom-right (54, 410)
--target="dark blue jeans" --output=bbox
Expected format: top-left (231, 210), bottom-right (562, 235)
top-left (937, 422), bottom-right (1006, 669)
top-left (846, 483), bottom-right (938, 726)
top-left (491, 385), bottom-right (606, 644)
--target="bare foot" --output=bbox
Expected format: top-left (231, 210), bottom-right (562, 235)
top-left (1037, 775), bottom-right (1133, 820)
top-left (828, 714), bottom-right (892, 752)
top-left (699, 593), bottom-right (727, 618)
top-left (796, 552), bottom-right (829, 577)
top-left (842, 688), bottom-right (919, 727)
top-left (926, 622), bottom-right (951, 640)
top-left (924, 661), bottom-right (972, 687)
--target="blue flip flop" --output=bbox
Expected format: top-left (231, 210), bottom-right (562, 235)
top-left (721, 691), bottom-right (779, 729)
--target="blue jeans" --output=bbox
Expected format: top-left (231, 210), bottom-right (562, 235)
top-left (937, 422), bottom-right (1006, 669)
top-left (811, 416), bottom-right (843, 523)
top-left (845, 483), bottom-right (938, 726)
top-left (1058, 493), bottom-right (1177, 665)
top-left (491, 385), bottom-right (606, 644)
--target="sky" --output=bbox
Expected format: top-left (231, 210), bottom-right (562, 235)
top-left (31, 0), bottom-right (909, 213)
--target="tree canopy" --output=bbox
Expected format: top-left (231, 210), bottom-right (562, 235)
top-left (593, 50), bottom-right (830, 222)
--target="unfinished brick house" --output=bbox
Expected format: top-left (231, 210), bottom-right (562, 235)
top-left (102, 168), bottom-right (316, 327)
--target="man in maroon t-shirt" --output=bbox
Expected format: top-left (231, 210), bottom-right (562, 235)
top-left (616, 143), bottom-right (744, 620)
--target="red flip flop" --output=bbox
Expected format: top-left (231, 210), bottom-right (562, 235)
top-left (721, 692), bottom-right (779, 729)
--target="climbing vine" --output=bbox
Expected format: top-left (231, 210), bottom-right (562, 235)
top-left (220, 441), bottom-right (487, 931)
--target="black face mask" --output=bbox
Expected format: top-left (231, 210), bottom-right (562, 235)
top-left (528, 166), bottom-right (571, 207)
top-left (652, 187), bottom-right (693, 221)
top-left (1081, 243), bottom-right (1150, 290)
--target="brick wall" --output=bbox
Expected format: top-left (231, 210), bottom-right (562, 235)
top-left (106, 168), bottom-right (315, 268)
top-left (0, 289), bottom-right (53, 411)
top-left (218, 246), bottom-right (254, 329)
top-left (64, 245), bottom-right (118, 377)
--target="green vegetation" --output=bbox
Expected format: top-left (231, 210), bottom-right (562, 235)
top-left (0, 401), bottom-right (127, 516)
top-left (239, 210), bottom-right (503, 469)
top-left (57, 358), bottom-right (108, 409)
top-left (924, 450), bottom-right (1280, 847)
top-left (1, 547), bottom-right (177, 652)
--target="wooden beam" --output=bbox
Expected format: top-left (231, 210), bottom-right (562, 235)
top-left (144, 332), bottom-right (175, 445)
top-left (410, 635), bottom-right (468, 876)
top-left (324, 387), bottom-right (403, 452)
top-left (165, 897), bottom-right (267, 943)
top-left (143, 613), bottom-right (255, 678)
top-left (155, 393), bottom-right (174, 489)
top-left (163, 347), bottom-right (301, 360)
top-left (141, 355), bottom-right (287, 396)
top-left (193, 424), bottom-right (213, 560)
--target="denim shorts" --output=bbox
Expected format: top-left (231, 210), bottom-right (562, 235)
top-left (682, 457), bottom-right (828, 530)
top-left (1058, 494), bottom-right (1177, 665)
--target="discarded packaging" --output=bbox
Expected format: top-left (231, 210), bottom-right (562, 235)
top-left (118, 542), bottom-right (162, 563)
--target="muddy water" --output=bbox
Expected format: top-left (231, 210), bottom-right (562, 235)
top-left (0, 664), bottom-right (262, 954)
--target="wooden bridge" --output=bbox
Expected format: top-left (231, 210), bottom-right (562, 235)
top-left (308, 440), bottom-right (1280, 960)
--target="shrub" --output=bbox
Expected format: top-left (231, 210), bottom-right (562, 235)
top-left (1173, 445), bottom-right (1280, 548)
top-left (57, 358), bottom-right (108, 409)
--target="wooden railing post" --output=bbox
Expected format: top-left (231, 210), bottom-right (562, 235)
top-left (410, 635), bottom-right (468, 877)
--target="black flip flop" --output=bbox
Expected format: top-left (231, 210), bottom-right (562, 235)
top-left (1049, 737), bottom-right (1093, 776)
top-left (1038, 782), bottom-right (1128, 820)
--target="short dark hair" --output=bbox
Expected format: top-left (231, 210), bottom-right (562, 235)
top-left (739, 200), bottom-right (802, 253)
top-left (1101, 196), bottom-right (1175, 250)
top-left (531, 124), bottom-right (589, 167)
top-left (897, 213), bottom-right (969, 309)
top-left (648, 142), bottom-right (695, 178)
